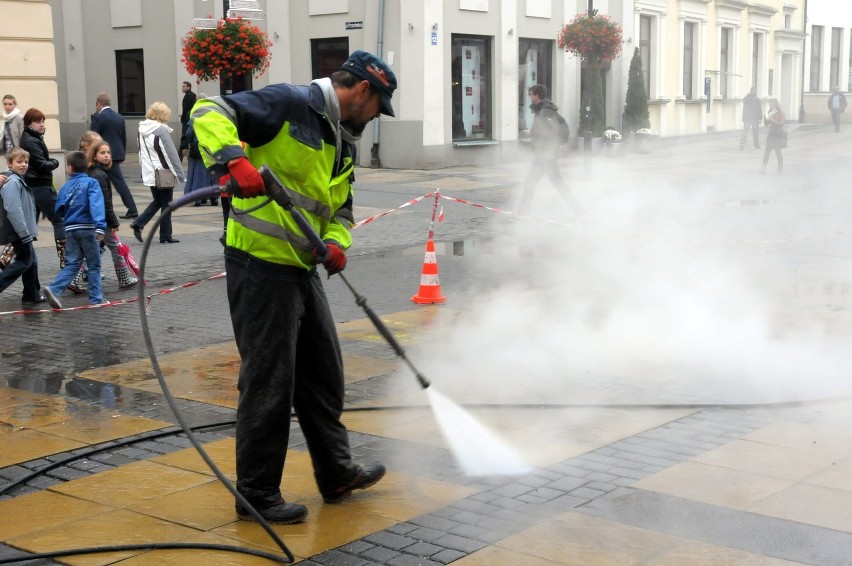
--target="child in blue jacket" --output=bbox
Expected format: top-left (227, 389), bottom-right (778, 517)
top-left (43, 151), bottom-right (106, 308)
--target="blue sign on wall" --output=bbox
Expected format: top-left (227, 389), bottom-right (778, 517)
top-left (431, 32), bottom-right (438, 45)
top-left (704, 77), bottom-right (711, 113)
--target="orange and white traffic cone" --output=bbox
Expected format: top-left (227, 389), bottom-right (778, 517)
top-left (411, 239), bottom-right (446, 304)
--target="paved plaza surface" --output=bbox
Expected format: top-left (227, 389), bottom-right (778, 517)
top-left (2, 125), bottom-right (852, 564)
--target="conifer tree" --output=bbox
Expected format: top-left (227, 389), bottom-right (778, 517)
top-left (623, 47), bottom-right (650, 132)
top-left (579, 66), bottom-right (606, 136)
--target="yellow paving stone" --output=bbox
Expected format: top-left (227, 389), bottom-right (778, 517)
top-left (152, 437), bottom-right (237, 479)
top-left (804, 456), bottom-right (852, 492)
top-left (748, 482), bottom-right (852, 533)
top-left (633, 461), bottom-right (793, 510)
top-left (0, 386), bottom-right (45, 409)
top-left (320, 469), bottom-right (479, 522)
top-left (212, 498), bottom-right (395, 558)
top-left (341, 353), bottom-right (399, 384)
top-left (493, 511), bottom-right (687, 565)
top-left (7, 508), bottom-right (204, 566)
top-left (336, 306), bottom-right (450, 344)
top-left (643, 540), bottom-right (806, 565)
top-left (454, 546), bottom-right (565, 565)
top-left (0, 428), bottom-right (86, 467)
top-left (0, 396), bottom-right (72, 428)
top-left (341, 406), bottom-right (432, 438)
top-left (694, 439), bottom-right (838, 481)
top-left (50, 460), bottom-right (215, 508)
top-left (127, 479), bottom-right (238, 531)
top-left (0, 491), bottom-right (112, 541)
top-left (110, 531), bottom-right (296, 565)
top-left (741, 420), bottom-right (852, 461)
top-left (77, 343), bottom-right (393, 406)
top-left (35, 410), bottom-right (171, 445)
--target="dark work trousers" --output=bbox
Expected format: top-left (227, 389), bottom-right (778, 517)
top-left (0, 238), bottom-right (39, 300)
top-left (30, 185), bottom-right (64, 240)
top-left (225, 248), bottom-right (358, 506)
top-left (109, 161), bottom-right (138, 215)
top-left (133, 186), bottom-right (174, 242)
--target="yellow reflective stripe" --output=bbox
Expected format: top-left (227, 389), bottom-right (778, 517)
top-left (334, 208), bottom-right (354, 226)
top-left (229, 208), bottom-right (313, 253)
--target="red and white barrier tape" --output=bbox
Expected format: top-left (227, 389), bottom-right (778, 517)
top-left (352, 188), bottom-right (573, 229)
top-left (1, 271), bottom-right (227, 316)
top-left (352, 191), bottom-right (438, 229)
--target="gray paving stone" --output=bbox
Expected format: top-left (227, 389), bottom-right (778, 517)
top-left (359, 545), bottom-right (401, 563)
top-left (546, 475), bottom-right (587, 492)
top-left (431, 549), bottom-right (466, 564)
top-left (338, 540), bottom-right (375, 554)
top-left (408, 515), bottom-right (460, 532)
top-left (431, 533), bottom-right (487, 554)
top-left (387, 554), bottom-right (443, 566)
top-left (386, 523), bottom-right (419, 536)
top-left (46, 466), bottom-right (90, 481)
top-left (362, 531), bottom-right (418, 551)
top-left (313, 549), bottom-right (373, 566)
top-left (401, 541), bottom-right (444, 557)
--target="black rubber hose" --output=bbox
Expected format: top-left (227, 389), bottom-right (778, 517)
top-left (0, 542), bottom-right (288, 564)
top-left (133, 187), bottom-right (295, 562)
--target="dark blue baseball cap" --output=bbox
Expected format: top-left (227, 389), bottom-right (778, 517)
top-left (341, 50), bottom-right (397, 117)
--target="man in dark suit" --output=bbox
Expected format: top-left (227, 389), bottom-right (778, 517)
top-left (91, 92), bottom-right (138, 218)
top-left (179, 81), bottom-right (197, 161)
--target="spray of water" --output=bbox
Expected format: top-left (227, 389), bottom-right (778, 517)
top-left (426, 386), bottom-right (532, 476)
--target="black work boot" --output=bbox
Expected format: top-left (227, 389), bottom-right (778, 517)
top-left (322, 462), bottom-right (386, 504)
top-left (235, 498), bottom-right (307, 525)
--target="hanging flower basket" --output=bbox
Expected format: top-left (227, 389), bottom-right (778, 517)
top-left (557, 12), bottom-right (623, 65)
top-left (181, 18), bottom-right (272, 82)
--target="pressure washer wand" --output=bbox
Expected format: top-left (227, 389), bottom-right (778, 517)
top-left (258, 166), bottom-right (431, 389)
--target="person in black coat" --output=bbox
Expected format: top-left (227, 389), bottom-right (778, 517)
top-left (91, 92), bottom-right (138, 218)
top-left (18, 108), bottom-right (66, 267)
top-left (179, 81), bottom-right (197, 161)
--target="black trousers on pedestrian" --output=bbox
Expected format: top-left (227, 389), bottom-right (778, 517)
top-left (225, 248), bottom-right (358, 506)
top-left (0, 238), bottom-right (39, 300)
top-left (739, 121), bottom-right (760, 148)
top-left (831, 109), bottom-right (842, 132)
top-left (30, 185), bottom-right (64, 240)
top-left (133, 186), bottom-right (174, 241)
top-left (109, 161), bottom-right (138, 215)
top-left (520, 158), bottom-right (582, 215)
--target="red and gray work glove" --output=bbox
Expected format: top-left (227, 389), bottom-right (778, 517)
top-left (316, 243), bottom-right (347, 276)
top-left (219, 157), bottom-right (265, 198)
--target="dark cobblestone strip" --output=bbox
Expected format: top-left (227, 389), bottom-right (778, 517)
top-left (299, 407), bottom-right (779, 564)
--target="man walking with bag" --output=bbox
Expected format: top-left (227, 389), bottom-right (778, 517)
top-left (828, 86), bottom-right (847, 133)
top-left (518, 84), bottom-right (583, 216)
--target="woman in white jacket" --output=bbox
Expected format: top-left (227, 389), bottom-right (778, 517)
top-left (130, 102), bottom-right (185, 243)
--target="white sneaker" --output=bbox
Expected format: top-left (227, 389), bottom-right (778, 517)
top-left (43, 287), bottom-right (63, 309)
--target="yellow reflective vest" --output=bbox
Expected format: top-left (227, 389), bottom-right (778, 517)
top-left (191, 82), bottom-right (354, 269)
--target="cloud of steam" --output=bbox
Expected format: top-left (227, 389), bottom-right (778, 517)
top-left (413, 163), bottom-right (852, 407)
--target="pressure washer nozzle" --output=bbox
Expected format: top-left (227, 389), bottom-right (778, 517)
top-left (416, 374), bottom-right (431, 389)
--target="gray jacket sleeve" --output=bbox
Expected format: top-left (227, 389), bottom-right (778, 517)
top-left (1, 180), bottom-right (32, 242)
top-left (156, 125), bottom-right (186, 182)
